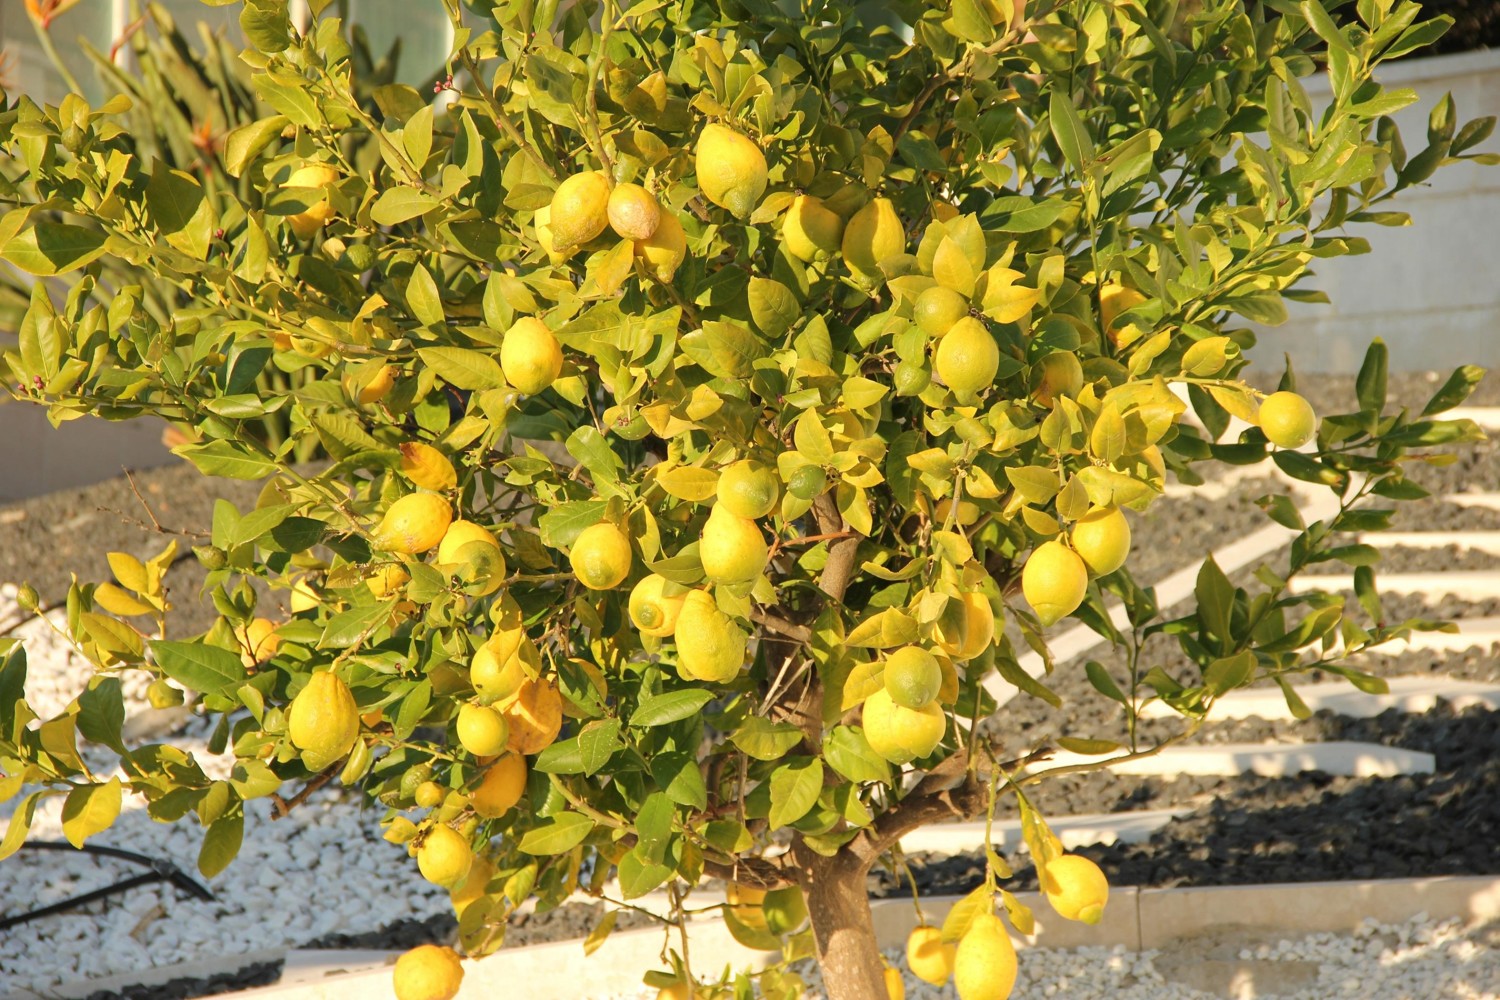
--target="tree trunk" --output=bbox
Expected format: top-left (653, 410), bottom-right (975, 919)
top-left (801, 849), bottom-right (887, 1000)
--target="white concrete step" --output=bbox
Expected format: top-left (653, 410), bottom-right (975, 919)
top-left (1358, 530), bottom-right (1500, 554)
top-left (1440, 405), bottom-right (1500, 430)
top-left (1445, 492), bottom-right (1500, 511)
top-left (1142, 676), bottom-right (1500, 722)
top-left (279, 951), bottom-right (395, 986)
top-left (898, 808), bottom-right (1188, 856)
top-left (1029, 741), bottom-right (1434, 779)
top-left (1291, 570), bottom-right (1500, 601)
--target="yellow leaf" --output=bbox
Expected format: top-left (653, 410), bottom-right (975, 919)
top-left (583, 909), bottom-right (618, 956)
top-left (106, 551), bottom-right (149, 594)
top-left (931, 237), bottom-right (977, 297)
top-left (399, 442), bottom-right (457, 491)
top-left (839, 660), bottom-right (884, 711)
top-left (93, 583), bottom-right (157, 617)
top-left (656, 465), bottom-right (719, 501)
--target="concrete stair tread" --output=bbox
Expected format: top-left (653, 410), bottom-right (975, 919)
top-left (1143, 676), bottom-right (1500, 721)
top-left (1029, 741), bottom-right (1435, 778)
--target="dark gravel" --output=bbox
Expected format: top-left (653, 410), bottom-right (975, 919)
top-left (81, 962), bottom-right (282, 1000)
top-left (881, 703), bottom-right (1500, 897)
top-left (1126, 477), bottom-right (1284, 586)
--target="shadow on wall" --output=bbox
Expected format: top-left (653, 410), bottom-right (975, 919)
top-left (0, 404), bottom-right (172, 504)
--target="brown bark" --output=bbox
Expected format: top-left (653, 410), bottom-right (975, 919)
top-left (796, 844), bottom-right (888, 1000)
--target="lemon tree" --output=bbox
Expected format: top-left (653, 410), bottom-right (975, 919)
top-left (0, 0), bottom-right (1493, 998)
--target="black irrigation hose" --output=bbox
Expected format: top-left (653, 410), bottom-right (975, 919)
top-left (0, 841), bottom-right (214, 932)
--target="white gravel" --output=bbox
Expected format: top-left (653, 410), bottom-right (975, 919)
top-left (0, 589), bottom-right (452, 997)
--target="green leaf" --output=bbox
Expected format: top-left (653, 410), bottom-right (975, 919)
top-left (632, 689), bottom-right (715, 727)
top-left (223, 116), bottom-right (289, 178)
top-left (149, 641), bottom-right (248, 699)
top-left (617, 843), bottom-right (673, 898)
top-left (173, 441), bottom-right (277, 480)
top-left (1421, 364), bottom-right (1485, 416)
top-left (406, 264), bottom-right (445, 328)
top-left (732, 716), bottom-right (805, 761)
top-left (577, 718), bottom-right (621, 776)
top-left (650, 753), bottom-right (708, 809)
top-left (634, 791), bottom-right (675, 860)
top-left (198, 812), bottom-right (243, 878)
top-left (537, 500), bottom-right (609, 548)
top-left (418, 347), bottom-right (504, 390)
top-left (146, 162), bottom-right (215, 261)
top-left (679, 322), bottom-right (764, 379)
top-left (2, 224), bottom-right (107, 276)
top-left (987, 196), bottom-right (1069, 234)
top-left (768, 758), bottom-right (823, 829)
top-left (518, 811), bottom-right (595, 855)
top-left (1084, 661), bottom-right (1127, 705)
top-left (822, 726), bottom-right (891, 784)
top-left (371, 187), bottom-right (442, 226)
top-left (319, 603), bottom-right (392, 648)
top-left (1204, 650), bottom-right (1254, 696)
top-left (77, 677), bottom-right (125, 752)
top-left (1049, 90), bottom-right (1094, 171)
top-left (748, 278), bottom-right (799, 339)
top-left (61, 778), bottom-right (122, 848)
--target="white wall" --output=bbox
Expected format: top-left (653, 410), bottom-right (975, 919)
top-left (1250, 48), bottom-right (1500, 374)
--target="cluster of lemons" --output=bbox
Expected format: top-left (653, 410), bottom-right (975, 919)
top-left (903, 855), bottom-right (1109, 1000)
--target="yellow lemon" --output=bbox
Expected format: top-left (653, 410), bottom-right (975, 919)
top-left (628, 573), bottom-right (687, 637)
top-left (436, 520), bottom-right (506, 596)
top-left (841, 197), bottom-right (905, 277)
top-left (399, 442), bottom-right (457, 492)
top-left (366, 563), bottom-right (410, 599)
top-left (449, 853), bottom-right (494, 918)
top-left (696, 123), bottom-right (768, 219)
top-left (533, 203), bottom-right (577, 264)
top-left (548, 170), bottom-right (612, 248)
top-left (607, 182), bottom-right (661, 240)
top-left (471, 628), bottom-right (539, 703)
top-left (1259, 390), bottom-right (1317, 448)
top-left (357, 364), bottom-right (397, 404)
top-left (498, 676), bottom-right (564, 754)
top-left (285, 163), bottom-right (340, 238)
top-left (1032, 351), bottom-right (1084, 407)
top-left (717, 460), bottom-right (781, 519)
top-left (914, 286), bottom-right (970, 338)
top-left (725, 883), bottom-right (768, 929)
top-left (418, 824), bottom-right (473, 888)
top-left (392, 943), bottom-right (463, 1000)
top-left (1044, 853), bottom-right (1110, 925)
top-left (1099, 281), bottom-right (1146, 341)
top-left (699, 505), bottom-right (768, 585)
top-left (414, 780), bottom-right (445, 810)
top-left (500, 317), bottom-right (564, 396)
top-left (372, 493), bottom-right (453, 555)
top-left (469, 752), bottom-right (527, 818)
top-left (287, 671), bottom-right (360, 770)
top-left (862, 687), bottom-right (945, 765)
top-left (884, 646), bottom-right (942, 709)
top-left (933, 592), bottom-right (996, 661)
top-left (289, 577), bottom-right (321, 614)
top-left (240, 617), bottom-right (281, 667)
top-left (674, 590), bottom-right (746, 682)
top-left (953, 912), bottom-right (1018, 1000)
top-left (634, 209), bottom-right (687, 282)
top-left (1021, 540), bottom-right (1088, 628)
top-left (456, 703), bottom-right (510, 757)
top-left (935, 317), bottom-right (999, 396)
top-left (884, 965), bottom-right (905, 1000)
top-left (655, 987), bottom-right (689, 1000)
top-left (906, 925), bottom-right (956, 986)
top-left (934, 498), bottom-right (981, 527)
top-left (1070, 507), bottom-right (1131, 576)
top-left (570, 521), bottom-right (633, 590)
top-left (782, 194), bottom-right (844, 262)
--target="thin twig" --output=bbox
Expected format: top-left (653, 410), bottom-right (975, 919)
top-left (270, 762), bottom-right (341, 819)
